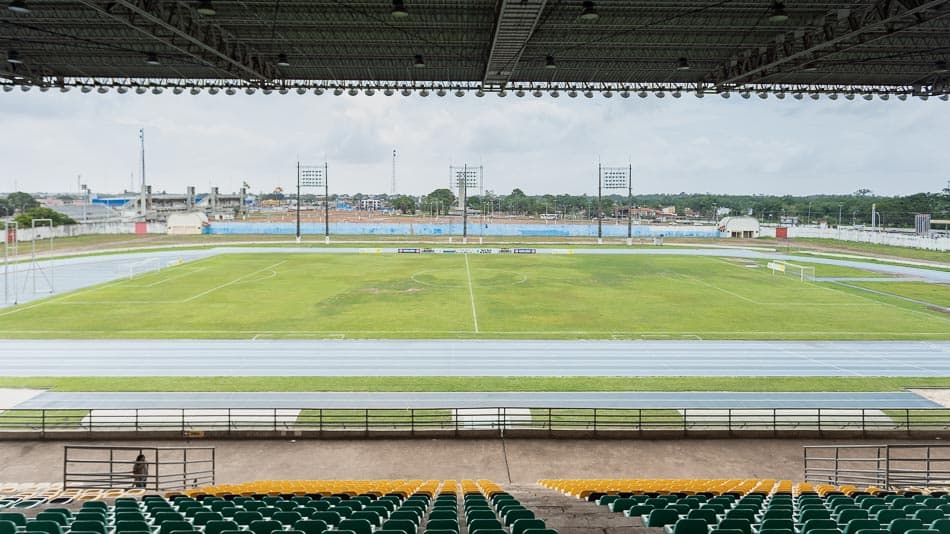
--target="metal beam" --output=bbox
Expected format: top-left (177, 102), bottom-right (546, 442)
top-left (72, 0), bottom-right (274, 81)
top-left (483, 0), bottom-right (547, 86)
top-left (709, 0), bottom-right (950, 86)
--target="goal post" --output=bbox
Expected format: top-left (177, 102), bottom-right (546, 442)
top-left (129, 258), bottom-right (163, 280)
top-left (767, 260), bottom-right (816, 282)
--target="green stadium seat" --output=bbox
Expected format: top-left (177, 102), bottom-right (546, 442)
top-left (511, 519), bottom-right (546, 534)
top-left (69, 521), bottom-right (107, 534)
top-left (756, 520), bottom-right (797, 534)
top-left (25, 521), bottom-right (62, 534)
top-left (0, 521), bottom-right (17, 534)
top-left (688, 509), bottom-right (718, 525)
top-left (505, 509), bottom-right (535, 526)
top-left (912, 511), bottom-right (943, 524)
top-left (72, 513), bottom-right (108, 524)
top-left (234, 512), bottom-right (264, 526)
top-left (904, 530), bottom-right (940, 534)
top-left (890, 520), bottom-right (925, 534)
top-left (389, 511), bottom-right (419, 524)
top-left (625, 505), bottom-right (654, 518)
top-left (151, 513), bottom-right (184, 526)
top-left (800, 511), bottom-right (834, 523)
top-left (338, 519), bottom-right (373, 534)
top-left (666, 519), bottom-right (710, 534)
top-left (930, 521), bottom-right (950, 534)
top-left (247, 519), bottom-right (282, 534)
top-left (291, 519), bottom-right (328, 534)
top-left (644, 509), bottom-right (681, 528)
top-left (309, 512), bottom-right (341, 527)
top-left (34, 514), bottom-right (68, 527)
top-left (843, 520), bottom-right (882, 534)
top-left (81, 503), bottom-right (108, 512)
top-left (203, 520), bottom-right (239, 534)
top-left (468, 519), bottom-right (503, 532)
top-left (609, 498), bottom-right (641, 513)
top-left (521, 530), bottom-right (558, 534)
top-left (158, 521), bottom-right (192, 534)
top-left (799, 519), bottom-right (841, 534)
top-left (381, 519), bottom-right (416, 534)
top-left (272, 512), bottom-right (302, 526)
top-left (466, 510), bottom-right (496, 523)
top-left (758, 529), bottom-right (795, 534)
top-left (711, 529), bottom-right (747, 534)
top-left (468, 530), bottom-right (506, 534)
top-left (716, 518), bottom-right (752, 534)
top-left (428, 510), bottom-right (456, 521)
top-left (348, 512), bottom-right (380, 527)
top-left (425, 520), bottom-right (459, 533)
top-left (115, 520), bottom-right (152, 534)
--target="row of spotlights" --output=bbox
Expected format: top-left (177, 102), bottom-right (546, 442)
top-left (4, 84), bottom-right (947, 101)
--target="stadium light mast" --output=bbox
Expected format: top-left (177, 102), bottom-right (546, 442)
top-left (324, 161), bottom-right (329, 244)
top-left (296, 161), bottom-right (301, 243)
top-left (597, 162), bottom-right (603, 243)
top-left (462, 163), bottom-right (468, 243)
top-left (627, 163), bottom-right (633, 243)
top-left (139, 129), bottom-right (147, 219)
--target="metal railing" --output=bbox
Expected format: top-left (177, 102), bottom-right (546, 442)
top-left (63, 445), bottom-right (215, 491)
top-left (0, 407), bottom-right (948, 436)
top-left (804, 444), bottom-right (950, 489)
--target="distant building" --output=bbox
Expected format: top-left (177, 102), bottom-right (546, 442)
top-left (360, 199), bottom-right (382, 210)
top-left (717, 216), bottom-right (760, 238)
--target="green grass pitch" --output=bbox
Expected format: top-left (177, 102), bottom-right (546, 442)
top-left (0, 252), bottom-right (946, 340)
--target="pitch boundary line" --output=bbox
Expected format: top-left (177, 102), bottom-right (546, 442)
top-left (182, 260), bottom-right (286, 303)
top-left (0, 329), bottom-right (946, 337)
top-left (464, 253), bottom-right (479, 333)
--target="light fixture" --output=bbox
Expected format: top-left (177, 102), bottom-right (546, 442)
top-left (550, 90), bottom-right (559, 98)
top-left (567, 89), bottom-right (577, 98)
top-left (918, 94), bottom-right (929, 101)
top-left (620, 90), bottom-right (630, 98)
top-left (475, 89), bottom-right (485, 97)
top-left (19, 84), bottom-right (29, 92)
top-left (878, 93), bottom-right (889, 101)
top-left (1, 85), bottom-right (12, 93)
top-left (6, 49), bottom-right (22, 64)
top-left (603, 90), bottom-right (613, 98)
top-left (347, 87), bottom-right (358, 96)
top-left (940, 94), bottom-right (949, 101)
top-left (151, 87), bottom-right (163, 94)
top-left (384, 87), bottom-right (395, 96)
top-left (401, 88), bottom-right (412, 96)
top-left (333, 87), bottom-right (343, 96)
top-left (314, 87), bottom-right (325, 95)
top-left (757, 91), bottom-right (768, 99)
top-left (897, 93), bottom-right (908, 101)
top-left (828, 92), bottom-right (837, 100)
top-left (436, 87), bottom-right (447, 97)
top-left (720, 91), bottom-right (730, 99)
top-left (803, 64), bottom-right (818, 72)
top-left (172, 87), bottom-right (183, 95)
top-left (545, 55), bottom-right (557, 70)
top-left (413, 54), bottom-right (425, 68)
top-left (191, 87), bottom-right (201, 95)
top-left (263, 88), bottom-right (273, 95)
top-left (579, 0), bottom-right (598, 21)
top-left (277, 53), bottom-right (290, 67)
top-left (672, 89), bottom-right (682, 98)
top-left (655, 91), bottom-right (665, 98)
top-left (117, 86), bottom-right (129, 94)
top-left (296, 87), bottom-right (307, 95)
top-left (935, 60), bottom-right (948, 74)
top-left (498, 90), bottom-right (507, 97)
top-left (455, 89), bottom-right (465, 97)
top-left (419, 88), bottom-right (430, 97)
top-left (196, 0), bottom-right (215, 15)
top-left (741, 90), bottom-right (751, 99)
top-left (677, 57), bottom-right (690, 71)
top-left (637, 90), bottom-right (647, 98)
top-left (809, 92), bottom-right (819, 100)
top-left (144, 52), bottom-right (160, 65)
top-left (7, 0), bottom-right (30, 14)
top-left (862, 93), bottom-right (873, 101)
top-left (365, 88), bottom-right (376, 96)
top-left (583, 90), bottom-right (593, 98)
top-left (695, 90), bottom-right (705, 98)
top-left (39, 85), bottom-right (48, 92)
top-left (225, 87), bottom-right (236, 95)
top-left (793, 91), bottom-right (803, 100)
top-left (768, 1), bottom-right (788, 23)
top-left (532, 89), bottom-right (542, 97)
top-left (278, 88), bottom-right (288, 94)
top-left (59, 86), bottom-right (70, 93)
top-left (208, 87), bottom-right (220, 95)
top-left (391, 0), bottom-right (408, 19)
top-left (844, 92), bottom-right (854, 100)
top-left (513, 88), bottom-right (523, 97)
top-left (245, 87), bottom-right (256, 95)
top-left (135, 86), bottom-right (147, 95)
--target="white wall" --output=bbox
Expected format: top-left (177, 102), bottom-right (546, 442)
top-left (11, 222), bottom-right (166, 242)
top-left (760, 226), bottom-right (950, 252)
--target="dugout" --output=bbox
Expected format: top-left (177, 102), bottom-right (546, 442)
top-left (717, 216), bottom-right (760, 239)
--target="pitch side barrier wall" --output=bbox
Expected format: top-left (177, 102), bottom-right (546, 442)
top-left (761, 226), bottom-right (950, 251)
top-left (206, 222), bottom-right (722, 238)
top-left (1, 407), bottom-right (948, 441)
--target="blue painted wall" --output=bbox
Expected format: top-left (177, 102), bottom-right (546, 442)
top-left (208, 222), bottom-right (722, 238)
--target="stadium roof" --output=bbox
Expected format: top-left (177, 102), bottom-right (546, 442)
top-left (2, 0), bottom-right (949, 98)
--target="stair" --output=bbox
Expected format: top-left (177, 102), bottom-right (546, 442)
top-left (502, 483), bottom-right (662, 534)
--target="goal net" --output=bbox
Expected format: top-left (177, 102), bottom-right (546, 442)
top-left (129, 258), bottom-right (163, 280)
top-left (767, 260), bottom-right (816, 282)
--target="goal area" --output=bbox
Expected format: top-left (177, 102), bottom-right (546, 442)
top-left (767, 260), bottom-right (816, 282)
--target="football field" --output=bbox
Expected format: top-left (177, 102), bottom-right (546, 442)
top-left (0, 252), bottom-right (946, 340)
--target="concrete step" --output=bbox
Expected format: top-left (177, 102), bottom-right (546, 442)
top-left (502, 483), bottom-right (662, 534)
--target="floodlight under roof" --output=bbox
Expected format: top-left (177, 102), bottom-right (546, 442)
top-left (498, 90), bottom-right (507, 97)
top-left (225, 87), bottom-right (236, 95)
top-left (117, 86), bottom-right (128, 94)
top-left (333, 87), bottom-right (344, 95)
top-left (172, 87), bottom-right (183, 94)
top-left (7, 0), bottom-right (30, 14)
top-left (296, 87), bottom-right (306, 95)
top-left (419, 88), bottom-right (430, 97)
top-left (436, 87), bottom-right (447, 97)
top-left (768, 1), bottom-right (788, 23)
top-left (144, 52), bottom-right (160, 65)
top-left (276, 53), bottom-right (290, 67)
top-left (583, 90), bottom-right (593, 98)
top-left (567, 89), bottom-right (578, 98)
top-left (135, 86), bottom-right (147, 94)
top-left (6, 49), bottom-right (22, 64)
top-left (677, 57), bottom-right (690, 71)
top-left (208, 87), bottom-right (220, 95)
top-left (475, 89), bottom-right (485, 97)
top-left (655, 91), bottom-right (665, 98)
top-left (384, 88), bottom-right (395, 96)
top-left (1, 85), bottom-right (13, 92)
top-left (347, 87), bottom-right (358, 96)
top-left (620, 90), bottom-right (630, 98)
top-left (603, 90), bottom-right (613, 98)
top-left (245, 87), bottom-right (256, 95)
top-left (401, 88), bottom-right (412, 96)
top-left (844, 92), bottom-right (855, 100)
top-left (314, 88), bottom-right (325, 95)
top-left (897, 93), bottom-right (908, 101)
top-left (515, 88), bottom-right (525, 97)
top-left (532, 89), bottom-right (542, 97)
top-left (391, 0), bottom-right (408, 19)
top-left (364, 88), bottom-right (375, 96)
top-left (191, 87), bottom-right (201, 95)
top-left (81, 85), bottom-right (92, 93)
top-left (413, 55), bottom-right (425, 68)
top-left (579, 1), bottom-right (598, 21)
top-left (455, 89), bottom-right (465, 97)
top-left (672, 89), bottom-right (682, 98)
top-left (720, 91), bottom-right (730, 98)
top-left (550, 90), bottom-right (560, 98)
top-left (196, 0), bottom-right (215, 16)
top-left (545, 56), bottom-right (557, 70)
top-left (151, 87), bottom-right (163, 94)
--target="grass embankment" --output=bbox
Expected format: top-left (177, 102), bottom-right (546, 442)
top-left (0, 409), bottom-right (88, 429)
top-left (0, 252), bottom-right (945, 340)
top-left (782, 238), bottom-right (950, 264)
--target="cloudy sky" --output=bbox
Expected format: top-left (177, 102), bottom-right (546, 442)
top-left (0, 89), bottom-right (947, 198)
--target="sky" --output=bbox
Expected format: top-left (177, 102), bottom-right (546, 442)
top-left (0, 88), bottom-right (948, 198)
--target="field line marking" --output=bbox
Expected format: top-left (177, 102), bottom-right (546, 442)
top-left (182, 260), bottom-right (287, 303)
top-left (464, 253), bottom-right (479, 333)
top-left (820, 281), bottom-right (950, 321)
top-left (137, 267), bottom-right (208, 288)
top-left (675, 273), bottom-right (759, 304)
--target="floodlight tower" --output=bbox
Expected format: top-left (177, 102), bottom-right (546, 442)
top-left (139, 129), bottom-right (147, 219)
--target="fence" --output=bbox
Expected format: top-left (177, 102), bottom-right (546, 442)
top-left (761, 226), bottom-right (950, 251)
top-left (206, 222), bottom-right (722, 238)
top-left (13, 222), bottom-right (166, 242)
top-left (63, 445), bottom-right (214, 491)
top-left (803, 444), bottom-right (950, 489)
top-left (1, 408), bottom-right (949, 438)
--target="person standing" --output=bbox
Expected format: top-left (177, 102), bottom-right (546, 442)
top-left (132, 452), bottom-right (148, 489)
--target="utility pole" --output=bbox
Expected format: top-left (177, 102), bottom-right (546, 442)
top-left (324, 161), bottom-right (329, 243)
top-left (295, 161), bottom-right (301, 243)
top-left (462, 163), bottom-right (468, 243)
top-left (597, 162), bottom-right (603, 243)
top-left (391, 148), bottom-right (397, 196)
top-left (139, 129), bottom-right (147, 219)
top-left (626, 163), bottom-right (632, 242)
